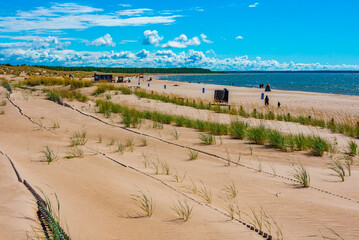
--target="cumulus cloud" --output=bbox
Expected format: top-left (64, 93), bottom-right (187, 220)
top-left (0, 36), bottom-right (70, 50)
top-left (1, 44), bottom-right (359, 71)
top-left (142, 30), bottom-right (163, 45)
top-left (200, 34), bottom-right (212, 43)
top-left (162, 34), bottom-right (201, 48)
top-left (236, 36), bottom-right (243, 39)
top-left (249, 3), bottom-right (259, 8)
top-left (155, 50), bottom-right (176, 57)
top-left (0, 3), bottom-right (181, 32)
top-left (91, 34), bottom-right (115, 47)
top-left (136, 49), bottom-right (150, 58)
top-left (206, 49), bottom-right (215, 55)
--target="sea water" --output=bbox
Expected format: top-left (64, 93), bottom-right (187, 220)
top-left (157, 72), bottom-right (359, 96)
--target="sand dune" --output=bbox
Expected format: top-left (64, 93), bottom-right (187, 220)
top-left (1, 75), bottom-right (359, 239)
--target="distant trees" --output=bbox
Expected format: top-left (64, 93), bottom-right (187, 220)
top-left (31, 65), bottom-right (218, 74)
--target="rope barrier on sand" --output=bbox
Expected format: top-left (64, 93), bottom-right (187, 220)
top-left (0, 149), bottom-right (71, 240)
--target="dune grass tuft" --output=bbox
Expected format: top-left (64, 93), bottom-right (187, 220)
top-left (292, 161), bottom-right (310, 187)
top-left (171, 198), bottom-right (193, 222)
top-left (131, 189), bottom-right (154, 217)
top-left (199, 133), bottom-right (216, 145)
top-left (41, 145), bottom-right (58, 164)
top-left (329, 159), bottom-right (345, 181)
top-left (348, 140), bottom-right (357, 156)
top-left (188, 149), bottom-right (199, 160)
top-left (69, 130), bottom-right (87, 146)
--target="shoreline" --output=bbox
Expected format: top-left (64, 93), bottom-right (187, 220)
top-left (155, 73), bottom-right (359, 97)
top-left (143, 76), bottom-right (359, 118)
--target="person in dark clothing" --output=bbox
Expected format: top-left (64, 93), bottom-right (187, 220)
top-left (278, 101), bottom-right (281, 108)
top-left (265, 95), bottom-right (269, 106)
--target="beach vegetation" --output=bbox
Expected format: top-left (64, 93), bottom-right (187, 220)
top-left (172, 168), bottom-right (186, 183)
top-left (69, 130), bottom-right (87, 146)
top-left (140, 136), bottom-right (147, 146)
top-left (348, 140), bottom-right (357, 156)
top-left (292, 161), bottom-right (310, 187)
top-left (188, 149), bottom-right (199, 160)
top-left (131, 189), bottom-right (154, 217)
top-left (198, 182), bottom-right (212, 204)
top-left (199, 133), bottom-right (216, 145)
top-left (65, 147), bottom-right (84, 159)
top-left (41, 145), bottom-right (58, 164)
top-left (329, 159), bottom-right (345, 181)
top-left (171, 198), bottom-right (193, 222)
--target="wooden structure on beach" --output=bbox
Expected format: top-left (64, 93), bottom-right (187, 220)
top-left (94, 72), bottom-right (113, 82)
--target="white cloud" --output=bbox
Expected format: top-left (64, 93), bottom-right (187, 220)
top-left (206, 49), bottom-right (215, 55)
top-left (162, 34), bottom-right (201, 48)
top-left (0, 36), bottom-right (70, 50)
top-left (136, 49), bottom-right (149, 58)
top-left (155, 50), bottom-right (176, 57)
top-left (0, 3), bottom-right (181, 32)
top-left (162, 41), bottom-right (187, 48)
top-left (1, 43), bottom-right (359, 71)
top-left (236, 36), bottom-right (243, 39)
top-left (117, 8), bottom-right (153, 16)
top-left (249, 3), bottom-right (259, 8)
top-left (119, 40), bottom-right (137, 44)
top-left (91, 34), bottom-right (115, 47)
top-left (142, 30), bottom-right (163, 45)
top-left (200, 34), bottom-right (212, 43)
top-left (119, 4), bottom-right (132, 7)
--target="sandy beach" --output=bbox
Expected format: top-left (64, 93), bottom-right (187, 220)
top-left (1, 70), bottom-right (359, 240)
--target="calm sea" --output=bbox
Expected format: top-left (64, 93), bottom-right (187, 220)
top-left (157, 72), bottom-right (359, 96)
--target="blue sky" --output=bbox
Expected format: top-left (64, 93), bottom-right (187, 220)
top-left (0, 0), bottom-right (358, 70)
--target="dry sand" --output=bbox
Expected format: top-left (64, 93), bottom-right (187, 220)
top-left (1, 74), bottom-right (359, 240)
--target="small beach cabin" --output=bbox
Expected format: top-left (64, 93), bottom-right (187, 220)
top-left (94, 72), bottom-right (113, 82)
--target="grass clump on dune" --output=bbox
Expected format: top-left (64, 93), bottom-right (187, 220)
top-left (348, 140), bottom-right (357, 156)
top-left (292, 161), bottom-right (310, 187)
top-left (41, 145), bottom-right (58, 164)
top-left (308, 136), bottom-right (330, 157)
top-left (69, 130), bottom-right (88, 146)
top-left (24, 76), bottom-right (92, 89)
top-left (95, 100), bottom-right (334, 156)
top-left (171, 198), bottom-right (193, 222)
top-left (246, 125), bottom-right (268, 144)
top-left (199, 133), bottom-right (216, 145)
top-left (329, 159), bottom-right (345, 181)
top-left (188, 149), bottom-right (199, 160)
top-left (46, 89), bottom-right (88, 103)
top-left (131, 189), bottom-right (154, 217)
top-left (229, 121), bottom-right (248, 139)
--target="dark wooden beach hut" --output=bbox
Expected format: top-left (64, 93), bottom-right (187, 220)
top-left (94, 72), bottom-right (113, 82)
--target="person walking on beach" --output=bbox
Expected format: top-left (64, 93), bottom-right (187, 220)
top-left (265, 95), bottom-right (269, 106)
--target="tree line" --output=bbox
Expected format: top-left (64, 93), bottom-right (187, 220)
top-left (31, 65), bottom-right (219, 74)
